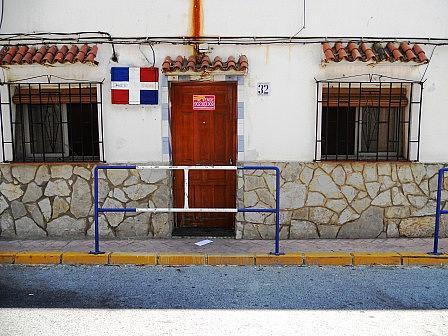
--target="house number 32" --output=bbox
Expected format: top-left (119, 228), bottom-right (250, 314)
top-left (257, 82), bottom-right (270, 95)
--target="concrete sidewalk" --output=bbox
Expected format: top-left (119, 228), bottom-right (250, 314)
top-left (0, 237), bottom-right (447, 254)
top-left (2, 238), bottom-right (448, 266)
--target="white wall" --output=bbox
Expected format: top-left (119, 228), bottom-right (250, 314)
top-left (1, 0), bottom-right (448, 163)
top-left (5, 0), bottom-right (448, 37)
top-left (1, 43), bottom-right (191, 163)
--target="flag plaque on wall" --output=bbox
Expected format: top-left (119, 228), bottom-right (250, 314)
top-left (111, 67), bottom-right (159, 105)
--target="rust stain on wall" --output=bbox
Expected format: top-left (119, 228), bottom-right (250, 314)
top-left (191, 0), bottom-right (202, 38)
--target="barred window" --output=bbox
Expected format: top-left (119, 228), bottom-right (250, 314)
top-left (315, 80), bottom-right (423, 161)
top-left (1, 82), bottom-right (104, 162)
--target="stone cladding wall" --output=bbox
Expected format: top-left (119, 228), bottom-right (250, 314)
top-left (236, 162), bottom-right (448, 239)
top-left (0, 162), bottom-right (447, 239)
top-left (0, 164), bottom-right (172, 238)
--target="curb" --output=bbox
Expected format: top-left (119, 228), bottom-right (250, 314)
top-left (1, 251), bottom-right (448, 266)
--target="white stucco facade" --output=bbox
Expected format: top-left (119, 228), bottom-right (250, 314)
top-left (0, 0), bottom-right (447, 163)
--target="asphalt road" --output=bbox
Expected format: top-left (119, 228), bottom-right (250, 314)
top-left (1, 265), bottom-right (448, 309)
top-left (1, 265), bottom-right (448, 335)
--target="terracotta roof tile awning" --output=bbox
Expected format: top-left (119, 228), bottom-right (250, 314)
top-left (0, 44), bottom-right (98, 65)
top-left (162, 55), bottom-right (248, 74)
top-left (322, 42), bottom-right (428, 64)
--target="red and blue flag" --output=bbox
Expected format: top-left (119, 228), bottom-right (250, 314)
top-left (111, 67), bottom-right (159, 105)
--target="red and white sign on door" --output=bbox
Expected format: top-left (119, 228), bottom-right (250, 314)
top-left (193, 95), bottom-right (216, 110)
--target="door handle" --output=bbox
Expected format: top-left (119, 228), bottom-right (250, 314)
top-left (229, 157), bottom-right (234, 165)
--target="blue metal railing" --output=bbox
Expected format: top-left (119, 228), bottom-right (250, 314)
top-left (432, 167), bottom-right (448, 255)
top-left (240, 166), bottom-right (282, 255)
top-left (91, 165), bottom-right (282, 255)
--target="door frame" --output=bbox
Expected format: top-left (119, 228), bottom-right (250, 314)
top-left (169, 81), bottom-right (238, 235)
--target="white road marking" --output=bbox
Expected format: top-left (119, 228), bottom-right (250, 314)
top-left (1, 309), bottom-right (448, 336)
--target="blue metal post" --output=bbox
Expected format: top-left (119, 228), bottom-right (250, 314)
top-left (90, 166), bottom-right (103, 254)
top-left (432, 168), bottom-right (445, 255)
top-left (89, 165), bottom-right (282, 255)
top-left (274, 166), bottom-right (281, 255)
top-left (239, 166), bottom-right (283, 255)
top-left (90, 165), bottom-right (136, 254)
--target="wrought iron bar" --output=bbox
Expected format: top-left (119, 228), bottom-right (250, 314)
top-left (316, 80), bottom-right (422, 162)
top-left (4, 82), bottom-right (102, 162)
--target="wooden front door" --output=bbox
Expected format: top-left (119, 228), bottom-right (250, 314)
top-left (170, 82), bottom-right (237, 230)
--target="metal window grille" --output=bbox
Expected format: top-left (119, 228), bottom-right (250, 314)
top-left (0, 82), bottom-right (105, 162)
top-left (315, 79), bottom-right (423, 161)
